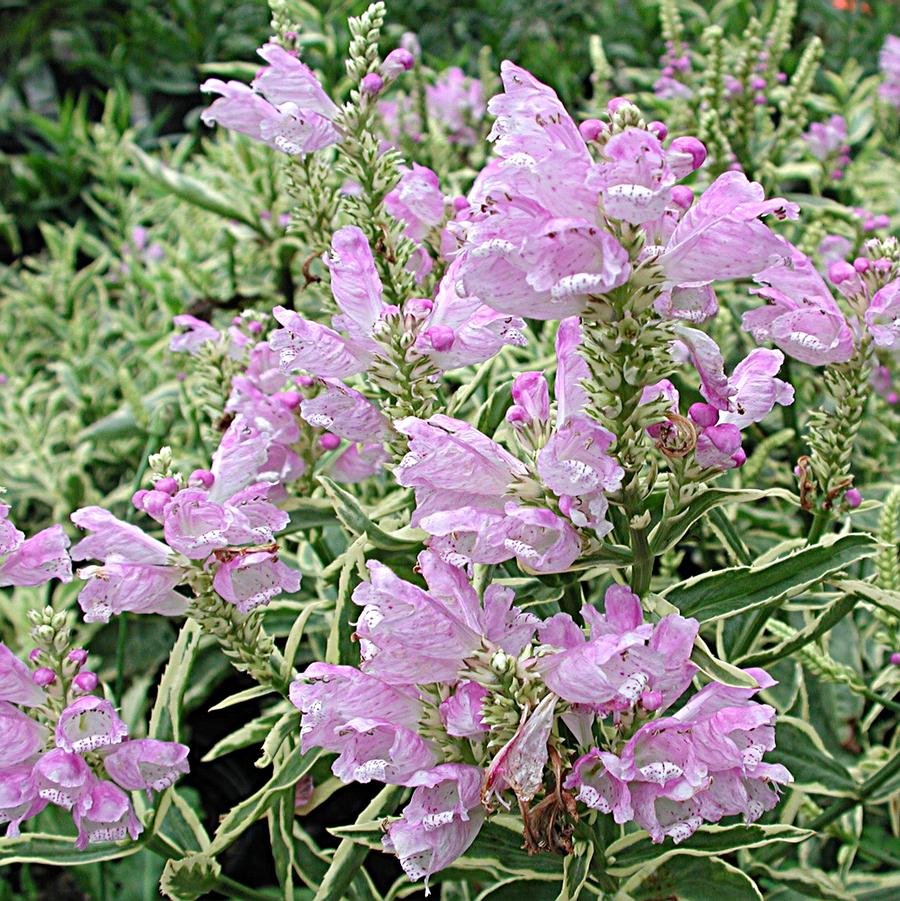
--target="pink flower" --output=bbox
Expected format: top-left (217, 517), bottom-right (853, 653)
top-left (718, 349), bottom-right (794, 430)
top-left (75, 562), bottom-right (188, 623)
top-left (170, 314), bottom-right (220, 355)
top-left (565, 750), bottom-right (633, 823)
top-left (200, 43), bottom-right (340, 155)
top-left (0, 525), bottom-right (71, 588)
top-left (0, 644), bottom-right (46, 707)
top-left (440, 683), bottom-right (490, 738)
top-left (55, 696), bottom-right (128, 754)
top-left (454, 63), bottom-right (631, 319)
top-left (0, 765), bottom-right (46, 836)
top-left (507, 371), bottom-right (550, 429)
top-left (426, 67), bottom-right (484, 145)
top-left (103, 739), bottom-right (190, 794)
top-left (656, 171), bottom-right (797, 288)
top-left (73, 780), bottom-right (142, 850)
top-left (210, 548), bottom-right (301, 613)
top-left (865, 279), bottom-right (900, 348)
top-left (695, 423), bottom-right (744, 470)
top-left (538, 585), bottom-right (698, 715)
top-left (31, 749), bottom-right (94, 810)
top-left (0, 703), bottom-right (48, 767)
top-left (746, 245), bottom-right (855, 365)
top-left (385, 164), bottom-right (446, 242)
top-left (329, 443), bottom-right (389, 483)
top-left (300, 380), bottom-right (391, 443)
top-left (802, 115), bottom-right (848, 161)
top-left (383, 764), bottom-right (485, 892)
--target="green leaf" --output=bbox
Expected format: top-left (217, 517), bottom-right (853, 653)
top-left (130, 147), bottom-right (264, 233)
top-left (208, 747), bottom-right (320, 856)
top-left (282, 600), bottom-right (327, 681)
top-left (650, 488), bottom-right (791, 556)
top-left (556, 839), bottom-right (593, 901)
top-left (833, 579), bottom-right (900, 620)
top-left (692, 634), bottom-right (759, 687)
top-left (764, 717), bottom-right (858, 798)
top-left (606, 824), bottom-right (811, 877)
top-left (159, 852), bottom-right (222, 901)
top-left (0, 832), bottom-right (145, 867)
top-left (208, 684), bottom-right (275, 711)
top-left (739, 592), bottom-right (862, 667)
top-left (625, 854), bottom-right (762, 901)
top-left (149, 619), bottom-right (203, 743)
top-left (318, 476), bottom-right (426, 551)
top-left (268, 785), bottom-right (297, 901)
top-left (282, 498), bottom-right (339, 533)
top-left (661, 533), bottom-right (879, 623)
top-left (312, 784), bottom-right (405, 901)
top-left (326, 533), bottom-right (367, 667)
top-left (256, 709), bottom-right (301, 768)
top-left (751, 863), bottom-right (852, 901)
top-left (201, 710), bottom-right (283, 762)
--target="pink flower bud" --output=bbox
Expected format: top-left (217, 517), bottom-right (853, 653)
top-left (67, 648), bottom-right (88, 668)
top-left (231, 316), bottom-right (242, 326)
top-left (319, 433), bottom-right (341, 451)
top-left (853, 257), bottom-right (870, 273)
top-left (295, 374), bottom-right (315, 388)
top-left (138, 490), bottom-right (170, 521)
top-left (828, 261), bottom-right (855, 284)
top-left (891, 652), bottom-right (900, 666)
top-left (873, 215), bottom-right (890, 230)
top-left (153, 477), bottom-right (178, 496)
top-left (131, 489), bottom-right (148, 510)
top-left (777, 71), bottom-right (787, 83)
top-left (189, 469), bottom-right (215, 490)
top-left (452, 195), bottom-right (469, 213)
top-left (33, 667), bottom-right (56, 686)
top-left (751, 77), bottom-right (767, 90)
top-left (670, 185), bottom-right (694, 209)
top-left (648, 120), bottom-right (668, 141)
top-left (404, 298), bottom-right (433, 320)
top-left (728, 162), bottom-right (744, 172)
top-left (381, 48), bottom-right (414, 79)
top-left (754, 93), bottom-right (767, 106)
top-left (275, 391), bottom-right (303, 411)
top-left (248, 320), bottom-right (263, 334)
top-left (28, 648), bottom-right (42, 663)
top-left (889, 392), bottom-right (899, 405)
top-left (688, 403), bottom-right (718, 428)
top-left (421, 325), bottom-right (455, 352)
top-left (830, 170), bottom-right (844, 181)
top-left (259, 210), bottom-right (272, 221)
top-left (875, 258), bottom-right (893, 273)
top-left (607, 96), bottom-right (631, 115)
top-left (731, 447), bottom-right (747, 468)
top-left (361, 72), bottom-right (384, 95)
top-left (668, 136), bottom-right (707, 171)
top-left (640, 690), bottom-right (663, 712)
top-left (578, 119), bottom-right (606, 142)
top-left (73, 671), bottom-right (99, 693)
top-left (844, 488), bottom-right (862, 508)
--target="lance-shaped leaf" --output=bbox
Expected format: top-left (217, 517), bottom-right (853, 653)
top-left (649, 488), bottom-right (796, 556)
top-left (0, 832), bottom-right (146, 867)
top-left (623, 854), bottom-right (763, 901)
top-left (738, 592), bottom-right (862, 668)
top-left (318, 476), bottom-right (427, 551)
top-left (751, 862), bottom-right (853, 901)
top-left (605, 823), bottom-right (811, 878)
top-left (661, 533), bottom-right (879, 622)
top-left (150, 619), bottom-right (203, 743)
top-left (556, 839), bottom-right (594, 901)
top-left (326, 533), bottom-right (367, 668)
top-left (313, 784), bottom-right (405, 901)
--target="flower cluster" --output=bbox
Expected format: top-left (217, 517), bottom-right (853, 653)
top-left (0, 633), bottom-right (188, 846)
top-left (879, 34), bottom-right (900, 110)
top-left (70, 415), bottom-right (300, 621)
top-left (802, 114), bottom-right (851, 181)
top-left (290, 569), bottom-right (789, 890)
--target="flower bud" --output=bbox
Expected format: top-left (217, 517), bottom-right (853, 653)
top-left (731, 447), bottom-right (747, 468)
top-left (73, 671), bottom-right (99, 693)
top-left (29, 648), bottom-right (43, 663)
top-left (688, 403), bottom-right (718, 428)
top-left (360, 72), bottom-right (384, 95)
top-left (404, 297), bottom-right (433, 320)
top-left (606, 96), bottom-right (630, 115)
top-left (578, 119), bottom-right (606, 142)
top-left (844, 488), bottom-right (862, 508)
top-left (452, 195), bottom-right (469, 213)
top-left (891, 652), bottom-right (900, 666)
top-left (153, 477), bottom-right (178, 496)
top-left (640, 690), bottom-right (663, 712)
top-left (421, 325), bottom-right (455, 352)
top-left (33, 667), bottom-right (56, 686)
top-left (670, 185), bottom-right (694, 210)
top-left (319, 433), bottom-right (341, 451)
top-left (828, 261), bottom-right (855, 284)
top-left (853, 257), bottom-right (870, 273)
top-left (189, 469), bottom-right (215, 489)
top-left (668, 136), bottom-right (707, 171)
top-left (275, 391), bottom-right (303, 411)
top-left (67, 648), bottom-right (88, 668)
top-left (648, 120), bottom-right (668, 141)
top-left (131, 489), bottom-right (148, 510)
top-left (381, 48), bottom-right (414, 79)
top-left (295, 374), bottom-right (315, 388)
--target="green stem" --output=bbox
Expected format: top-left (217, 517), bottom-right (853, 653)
top-left (114, 612), bottom-right (129, 705)
top-left (807, 510), bottom-right (830, 544)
